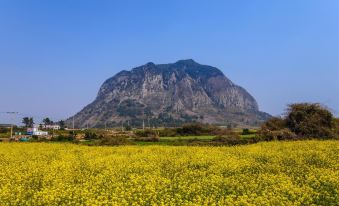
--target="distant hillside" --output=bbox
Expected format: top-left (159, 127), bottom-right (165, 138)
top-left (67, 59), bottom-right (270, 128)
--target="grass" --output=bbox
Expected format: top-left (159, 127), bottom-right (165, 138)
top-left (240, 134), bottom-right (256, 139)
top-left (0, 132), bottom-right (10, 139)
top-left (133, 136), bottom-right (215, 146)
top-left (136, 135), bottom-right (256, 145)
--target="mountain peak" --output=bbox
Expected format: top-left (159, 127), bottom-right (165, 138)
top-left (175, 59), bottom-right (199, 65)
top-left (145, 62), bottom-right (155, 66)
top-left (68, 60), bottom-right (270, 128)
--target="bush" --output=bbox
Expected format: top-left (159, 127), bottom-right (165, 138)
top-left (84, 131), bottom-right (100, 140)
top-left (135, 129), bottom-right (159, 138)
top-left (157, 124), bottom-right (219, 137)
top-left (242, 128), bottom-right (250, 135)
top-left (134, 136), bottom-right (160, 142)
top-left (176, 123), bottom-right (215, 136)
top-left (213, 130), bottom-right (247, 145)
top-left (32, 135), bottom-right (39, 140)
top-left (187, 139), bottom-right (211, 146)
top-left (261, 117), bottom-right (286, 131)
top-left (134, 129), bottom-right (160, 142)
top-left (242, 128), bottom-right (257, 135)
top-left (286, 103), bottom-right (334, 138)
top-left (258, 103), bottom-right (336, 140)
top-left (158, 128), bottom-right (177, 137)
top-left (0, 128), bottom-right (9, 133)
top-left (124, 125), bottom-right (132, 131)
top-left (97, 136), bottom-right (133, 146)
top-left (52, 135), bottom-right (75, 142)
top-left (211, 128), bottom-right (232, 136)
top-left (257, 128), bottom-right (298, 141)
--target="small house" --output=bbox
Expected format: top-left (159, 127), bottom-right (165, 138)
top-left (42, 124), bottom-right (61, 130)
top-left (27, 127), bottom-right (48, 136)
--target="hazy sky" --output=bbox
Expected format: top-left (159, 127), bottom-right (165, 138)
top-left (0, 0), bottom-right (338, 124)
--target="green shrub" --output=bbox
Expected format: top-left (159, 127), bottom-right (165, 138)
top-left (261, 117), bottom-right (286, 131)
top-left (187, 139), bottom-right (211, 146)
top-left (52, 135), bottom-right (75, 142)
top-left (258, 103), bottom-right (336, 140)
top-left (158, 128), bottom-right (177, 137)
top-left (32, 135), bottom-right (39, 140)
top-left (0, 128), bottom-right (9, 133)
top-left (158, 124), bottom-right (218, 137)
top-left (134, 129), bottom-right (160, 142)
top-left (286, 103), bottom-right (334, 138)
top-left (84, 131), bottom-right (100, 140)
top-left (124, 125), bottom-right (132, 131)
top-left (97, 136), bottom-right (133, 146)
top-left (242, 128), bottom-right (250, 135)
top-left (213, 130), bottom-right (247, 145)
top-left (134, 136), bottom-right (160, 142)
top-left (257, 128), bottom-right (297, 141)
top-left (242, 128), bottom-right (257, 135)
top-left (135, 129), bottom-right (159, 137)
top-left (176, 123), bottom-right (215, 136)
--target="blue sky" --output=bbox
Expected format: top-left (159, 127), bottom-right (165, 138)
top-left (0, 0), bottom-right (338, 123)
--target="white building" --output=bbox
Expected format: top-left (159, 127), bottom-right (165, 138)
top-left (27, 127), bottom-right (48, 136)
top-left (43, 124), bottom-right (61, 130)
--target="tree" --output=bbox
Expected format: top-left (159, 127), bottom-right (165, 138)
top-left (28, 117), bottom-right (34, 128)
top-left (22, 117), bottom-right (30, 128)
top-left (43, 118), bottom-right (52, 125)
top-left (124, 124), bottom-right (132, 131)
top-left (22, 117), bottom-right (34, 128)
top-left (260, 117), bottom-right (286, 131)
top-left (286, 103), bottom-right (334, 138)
top-left (58, 120), bottom-right (65, 129)
top-left (258, 103), bottom-right (336, 140)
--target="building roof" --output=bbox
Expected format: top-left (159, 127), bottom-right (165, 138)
top-left (0, 124), bottom-right (14, 127)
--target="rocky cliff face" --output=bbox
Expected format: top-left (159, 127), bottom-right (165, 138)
top-left (68, 60), bottom-right (270, 128)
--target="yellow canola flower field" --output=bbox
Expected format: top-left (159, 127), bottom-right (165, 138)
top-left (0, 141), bottom-right (338, 206)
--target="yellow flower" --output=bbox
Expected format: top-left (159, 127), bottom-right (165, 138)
top-left (0, 141), bottom-right (337, 205)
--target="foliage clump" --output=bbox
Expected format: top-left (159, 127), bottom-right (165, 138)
top-left (134, 129), bottom-right (160, 142)
top-left (84, 131), bottom-right (101, 140)
top-left (241, 128), bottom-right (256, 135)
top-left (213, 129), bottom-right (248, 145)
top-left (51, 135), bottom-right (75, 142)
top-left (257, 103), bottom-right (335, 140)
top-left (97, 135), bottom-right (134, 146)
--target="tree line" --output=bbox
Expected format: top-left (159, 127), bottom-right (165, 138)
top-left (21, 117), bottom-right (65, 129)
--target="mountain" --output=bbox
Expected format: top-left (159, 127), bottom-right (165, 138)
top-left (67, 59), bottom-right (270, 128)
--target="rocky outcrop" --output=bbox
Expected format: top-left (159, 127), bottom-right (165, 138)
top-left (67, 59), bottom-right (270, 128)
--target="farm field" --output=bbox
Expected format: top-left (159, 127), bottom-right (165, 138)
top-left (134, 135), bottom-right (255, 145)
top-left (0, 141), bottom-right (338, 205)
top-left (134, 135), bottom-right (216, 146)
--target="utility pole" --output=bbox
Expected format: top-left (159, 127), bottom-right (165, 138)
top-left (142, 108), bottom-right (145, 131)
top-left (104, 122), bottom-right (107, 130)
top-left (5, 112), bottom-right (18, 139)
top-left (72, 116), bottom-right (75, 130)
